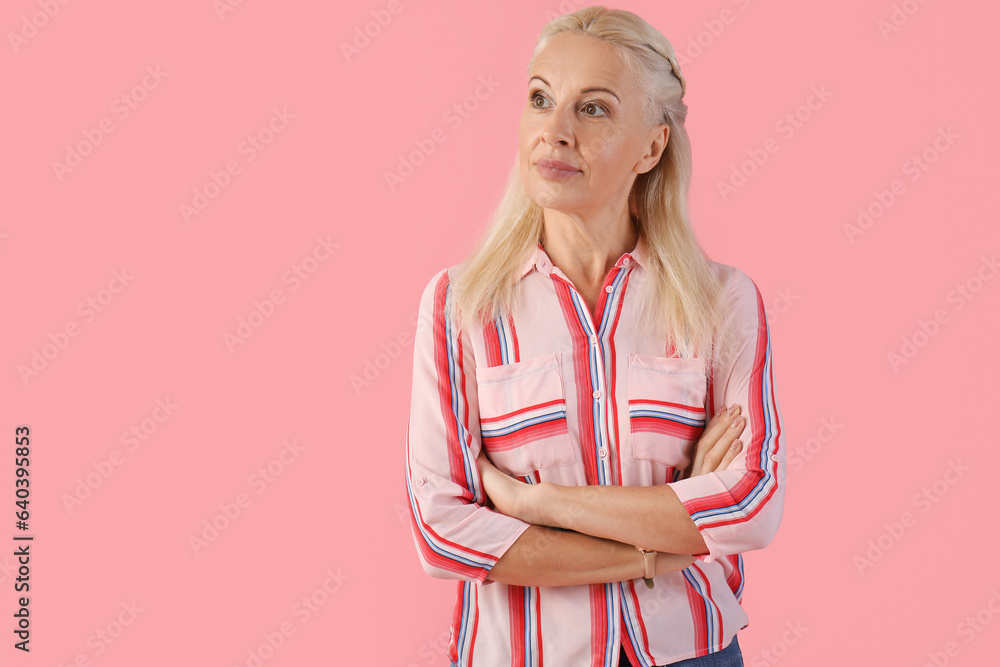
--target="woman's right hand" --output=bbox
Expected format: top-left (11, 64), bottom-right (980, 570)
top-left (682, 404), bottom-right (746, 480)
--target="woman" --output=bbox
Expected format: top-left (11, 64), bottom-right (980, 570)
top-left (404, 6), bottom-right (785, 666)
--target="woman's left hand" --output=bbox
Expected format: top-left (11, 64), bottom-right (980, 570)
top-left (476, 451), bottom-right (544, 525)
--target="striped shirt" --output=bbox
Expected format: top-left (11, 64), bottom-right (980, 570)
top-left (404, 235), bottom-right (785, 666)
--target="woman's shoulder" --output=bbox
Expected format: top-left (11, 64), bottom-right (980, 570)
top-left (418, 261), bottom-right (466, 294)
top-left (705, 258), bottom-right (764, 309)
top-left (415, 261), bottom-right (471, 317)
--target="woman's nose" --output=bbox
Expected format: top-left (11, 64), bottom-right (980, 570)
top-left (541, 106), bottom-right (574, 146)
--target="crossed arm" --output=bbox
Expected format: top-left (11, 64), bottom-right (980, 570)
top-left (479, 404), bottom-right (748, 587)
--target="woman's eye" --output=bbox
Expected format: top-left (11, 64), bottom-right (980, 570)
top-left (582, 102), bottom-right (608, 117)
top-left (529, 91), bottom-right (548, 108)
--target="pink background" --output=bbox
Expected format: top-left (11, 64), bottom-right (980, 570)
top-left (2, 0), bottom-right (998, 665)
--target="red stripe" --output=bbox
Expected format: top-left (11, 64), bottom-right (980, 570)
top-left (483, 316), bottom-right (503, 368)
top-left (588, 584), bottom-right (607, 667)
top-left (509, 585), bottom-right (526, 666)
top-left (684, 572), bottom-right (710, 657)
top-left (553, 277), bottom-right (600, 486)
top-left (629, 415), bottom-right (702, 440)
top-left (480, 398), bottom-right (566, 424)
top-left (534, 587), bottom-right (544, 667)
top-left (481, 418), bottom-right (569, 452)
top-left (633, 398), bottom-right (706, 414)
top-left (725, 554), bottom-right (743, 599)
top-left (508, 312), bottom-right (521, 363)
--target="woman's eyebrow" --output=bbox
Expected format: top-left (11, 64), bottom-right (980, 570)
top-left (528, 75), bottom-right (621, 103)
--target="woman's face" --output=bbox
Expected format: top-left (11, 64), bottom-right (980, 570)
top-left (519, 32), bottom-right (667, 216)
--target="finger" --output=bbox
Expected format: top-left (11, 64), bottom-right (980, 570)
top-left (701, 415), bottom-right (745, 472)
top-left (717, 438), bottom-right (743, 471)
top-left (688, 406), bottom-right (730, 476)
top-left (697, 405), bottom-right (742, 451)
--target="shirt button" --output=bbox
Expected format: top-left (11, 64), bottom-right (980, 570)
top-left (598, 448), bottom-right (608, 458)
top-left (605, 285), bottom-right (613, 293)
top-left (416, 477), bottom-right (426, 487)
top-left (623, 257), bottom-right (631, 266)
top-left (590, 335), bottom-right (598, 345)
top-left (592, 389), bottom-right (601, 399)
top-left (770, 455), bottom-right (779, 462)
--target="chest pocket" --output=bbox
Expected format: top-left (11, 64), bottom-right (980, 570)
top-left (476, 352), bottom-right (577, 478)
top-left (627, 354), bottom-right (708, 470)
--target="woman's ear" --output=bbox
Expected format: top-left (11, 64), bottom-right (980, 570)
top-left (636, 123), bottom-right (669, 175)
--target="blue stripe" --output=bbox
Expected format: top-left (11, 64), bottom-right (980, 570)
top-left (683, 569), bottom-right (718, 650)
top-left (495, 312), bottom-right (510, 365)
top-left (628, 409), bottom-right (704, 426)
top-left (481, 411), bottom-right (567, 437)
top-left (734, 554), bottom-right (745, 600)
top-left (618, 582), bottom-right (651, 667)
top-left (524, 586), bottom-right (534, 667)
top-left (603, 583), bottom-right (616, 665)
top-left (456, 580), bottom-right (472, 663)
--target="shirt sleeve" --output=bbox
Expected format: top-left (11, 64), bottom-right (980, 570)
top-left (667, 268), bottom-right (786, 563)
top-left (404, 268), bottom-right (531, 583)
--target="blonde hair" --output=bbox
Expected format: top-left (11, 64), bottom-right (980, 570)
top-left (450, 5), bottom-right (735, 368)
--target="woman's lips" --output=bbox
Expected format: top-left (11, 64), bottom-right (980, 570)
top-left (536, 159), bottom-right (581, 180)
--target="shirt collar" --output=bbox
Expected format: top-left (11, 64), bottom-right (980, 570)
top-left (518, 234), bottom-right (647, 280)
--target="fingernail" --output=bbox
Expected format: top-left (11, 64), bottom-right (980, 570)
top-left (729, 417), bottom-right (743, 429)
top-left (727, 405), bottom-right (738, 416)
top-left (715, 407), bottom-right (725, 416)
top-left (731, 440), bottom-right (741, 450)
